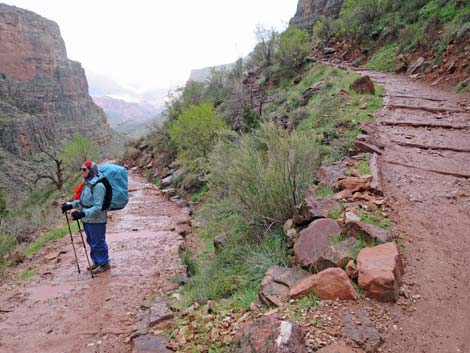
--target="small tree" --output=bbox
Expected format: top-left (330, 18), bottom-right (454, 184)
top-left (250, 26), bottom-right (280, 68)
top-left (35, 144), bottom-right (64, 191)
top-left (169, 103), bottom-right (228, 173)
top-left (60, 133), bottom-right (99, 172)
top-left (275, 26), bottom-right (311, 74)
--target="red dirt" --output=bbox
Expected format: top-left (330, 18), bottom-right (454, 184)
top-left (0, 175), bottom-right (188, 353)
top-left (361, 69), bottom-right (470, 352)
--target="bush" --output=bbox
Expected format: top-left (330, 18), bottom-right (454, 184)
top-left (340, 0), bottom-right (385, 42)
top-left (275, 26), bottom-right (311, 74)
top-left (208, 124), bottom-right (321, 228)
top-left (313, 16), bottom-right (339, 48)
top-left (170, 103), bottom-right (228, 173)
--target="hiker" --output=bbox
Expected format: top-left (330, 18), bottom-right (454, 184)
top-left (61, 161), bottom-right (110, 274)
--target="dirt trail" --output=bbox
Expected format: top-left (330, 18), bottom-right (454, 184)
top-left (361, 71), bottom-right (470, 352)
top-left (0, 174), bottom-right (188, 353)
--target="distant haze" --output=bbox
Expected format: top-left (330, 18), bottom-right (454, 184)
top-left (5, 0), bottom-right (298, 91)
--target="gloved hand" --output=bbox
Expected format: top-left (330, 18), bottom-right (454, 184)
top-left (71, 210), bottom-right (86, 220)
top-left (61, 203), bottom-right (73, 214)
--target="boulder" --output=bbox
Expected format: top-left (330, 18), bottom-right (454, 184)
top-left (294, 219), bottom-right (342, 270)
top-left (349, 76), bottom-right (375, 94)
top-left (345, 221), bottom-right (393, 244)
top-left (324, 47), bottom-right (336, 55)
top-left (333, 176), bottom-right (372, 193)
top-left (294, 195), bottom-right (341, 225)
top-left (341, 309), bottom-right (383, 353)
top-left (316, 162), bottom-right (348, 187)
top-left (353, 141), bottom-right (382, 155)
top-left (316, 237), bottom-right (358, 271)
top-left (238, 316), bottom-right (307, 353)
top-left (357, 242), bottom-right (403, 302)
top-left (259, 266), bottom-right (311, 307)
top-left (132, 335), bottom-right (172, 353)
top-left (213, 234), bottom-right (227, 253)
top-left (289, 268), bottom-right (357, 301)
top-left (301, 80), bottom-right (324, 106)
top-left (406, 57), bottom-right (425, 75)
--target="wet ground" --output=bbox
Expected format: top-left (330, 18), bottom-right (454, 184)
top-left (0, 175), bottom-right (188, 353)
top-left (360, 71), bottom-right (470, 352)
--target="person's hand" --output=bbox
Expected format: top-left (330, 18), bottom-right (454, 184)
top-left (61, 203), bottom-right (73, 214)
top-left (71, 211), bottom-right (86, 220)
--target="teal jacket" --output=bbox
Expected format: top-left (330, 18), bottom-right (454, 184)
top-left (71, 173), bottom-right (108, 224)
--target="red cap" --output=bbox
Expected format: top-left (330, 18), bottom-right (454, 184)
top-left (84, 161), bottom-right (92, 169)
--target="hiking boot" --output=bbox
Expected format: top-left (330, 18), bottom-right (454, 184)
top-left (87, 263), bottom-right (99, 271)
top-left (92, 262), bottom-right (111, 274)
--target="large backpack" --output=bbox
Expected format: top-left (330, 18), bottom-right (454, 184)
top-left (94, 164), bottom-right (129, 211)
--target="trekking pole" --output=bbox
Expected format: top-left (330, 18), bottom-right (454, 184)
top-left (76, 220), bottom-right (95, 279)
top-left (65, 212), bottom-right (81, 274)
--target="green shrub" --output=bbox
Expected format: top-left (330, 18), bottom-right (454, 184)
top-left (275, 26), bottom-right (311, 74)
top-left (170, 103), bottom-right (228, 173)
top-left (313, 16), bottom-right (339, 47)
top-left (208, 124), bottom-right (321, 228)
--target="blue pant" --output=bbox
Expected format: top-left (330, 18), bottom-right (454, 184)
top-left (83, 223), bottom-right (109, 266)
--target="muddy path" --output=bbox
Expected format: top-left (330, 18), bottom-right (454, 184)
top-left (359, 70), bottom-right (470, 352)
top-left (0, 174), bottom-right (189, 353)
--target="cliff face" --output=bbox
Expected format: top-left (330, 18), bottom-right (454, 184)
top-left (0, 4), bottom-right (115, 158)
top-left (289, 0), bottom-right (344, 33)
top-left (0, 4), bottom-right (120, 201)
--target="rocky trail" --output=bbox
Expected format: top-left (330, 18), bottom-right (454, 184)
top-left (0, 174), bottom-right (189, 353)
top-left (361, 70), bottom-right (470, 352)
top-left (0, 71), bottom-right (470, 353)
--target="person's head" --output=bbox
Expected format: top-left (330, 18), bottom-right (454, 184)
top-left (80, 161), bottom-right (98, 180)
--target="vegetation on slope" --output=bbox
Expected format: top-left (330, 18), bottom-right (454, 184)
top-left (123, 22), bottom-right (384, 331)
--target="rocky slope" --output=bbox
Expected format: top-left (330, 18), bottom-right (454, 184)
top-left (0, 4), bottom-right (118, 199)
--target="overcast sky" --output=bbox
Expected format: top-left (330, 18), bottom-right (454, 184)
top-left (6, 0), bottom-right (299, 91)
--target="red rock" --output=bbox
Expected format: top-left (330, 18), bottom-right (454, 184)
top-left (333, 176), bottom-right (371, 193)
top-left (238, 316), bottom-right (307, 353)
top-left (316, 237), bottom-right (357, 271)
top-left (357, 242), bottom-right (403, 302)
top-left (349, 75), bottom-right (375, 94)
top-left (353, 141), bottom-right (382, 155)
top-left (316, 162), bottom-right (348, 187)
top-left (345, 221), bottom-right (393, 244)
top-left (289, 268), bottom-right (357, 300)
top-left (259, 267), bottom-right (310, 307)
top-left (294, 195), bottom-right (341, 224)
top-left (333, 189), bottom-right (354, 201)
top-left (294, 219), bottom-right (342, 269)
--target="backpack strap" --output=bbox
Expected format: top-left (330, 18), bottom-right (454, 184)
top-left (90, 178), bottom-right (113, 211)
